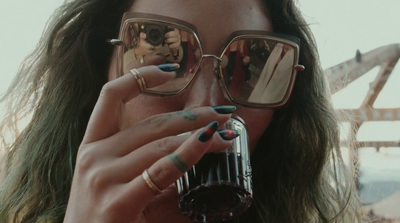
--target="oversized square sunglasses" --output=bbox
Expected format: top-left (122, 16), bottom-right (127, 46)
top-left (108, 12), bottom-right (305, 108)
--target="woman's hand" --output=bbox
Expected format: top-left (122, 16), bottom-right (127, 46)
top-left (165, 28), bottom-right (181, 57)
top-left (242, 55), bottom-right (250, 65)
top-left (135, 32), bottom-right (162, 56)
top-left (63, 65), bottom-right (234, 223)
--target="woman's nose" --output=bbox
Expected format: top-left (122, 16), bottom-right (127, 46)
top-left (182, 58), bottom-right (230, 109)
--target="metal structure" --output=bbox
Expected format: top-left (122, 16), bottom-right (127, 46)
top-left (325, 43), bottom-right (400, 150)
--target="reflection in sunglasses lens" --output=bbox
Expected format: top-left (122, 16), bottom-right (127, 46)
top-left (223, 39), bottom-right (295, 105)
top-left (121, 20), bottom-right (297, 106)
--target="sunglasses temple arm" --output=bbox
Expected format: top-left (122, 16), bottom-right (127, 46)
top-left (294, 64), bottom-right (305, 71)
top-left (106, 39), bottom-right (123, 46)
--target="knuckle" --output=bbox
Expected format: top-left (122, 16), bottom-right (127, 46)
top-left (151, 165), bottom-right (174, 188)
top-left (76, 146), bottom-right (97, 172)
top-left (99, 82), bottom-right (119, 100)
top-left (87, 168), bottom-right (108, 192)
top-left (143, 115), bottom-right (168, 132)
top-left (155, 137), bottom-right (180, 156)
top-left (76, 145), bottom-right (109, 191)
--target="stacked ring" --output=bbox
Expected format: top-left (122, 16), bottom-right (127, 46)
top-left (130, 69), bottom-right (146, 93)
top-left (142, 169), bottom-right (162, 195)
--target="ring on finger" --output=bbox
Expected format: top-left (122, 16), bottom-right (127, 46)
top-left (130, 68), bottom-right (146, 93)
top-left (167, 152), bottom-right (188, 173)
top-left (142, 169), bottom-right (162, 195)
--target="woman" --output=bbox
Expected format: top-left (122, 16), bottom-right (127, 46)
top-left (0, 0), bottom-right (360, 222)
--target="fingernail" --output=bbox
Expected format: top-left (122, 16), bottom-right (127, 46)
top-left (212, 105), bottom-right (236, 114)
top-left (198, 121), bottom-right (219, 142)
top-left (217, 129), bottom-right (240, 140)
top-left (157, 63), bottom-right (180, 72)
top-left (156, 52), bottom-right (169, 57)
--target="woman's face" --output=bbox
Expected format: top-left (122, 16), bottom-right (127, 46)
top-left (108, 0), bottom-right (274, 151)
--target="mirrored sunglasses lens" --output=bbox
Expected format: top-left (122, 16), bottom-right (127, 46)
top-left (221, 38), bottom-right (296, 105)
top-left (122, 21), bottom-right (201, 93)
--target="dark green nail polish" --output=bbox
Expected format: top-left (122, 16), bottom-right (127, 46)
top-left (212, 105), bottom-right (236, 114)
top-left (198, 121), bottom-right (219, 142)
top-left (157, 64), bottom-right (179, 72)
top-left (217, 129), bottom-right (240, 140)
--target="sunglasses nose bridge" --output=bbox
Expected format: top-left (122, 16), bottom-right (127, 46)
top-left (200, 54), bottom-right (222, 75)
top-left (202, 54), bottom-right (222, 61)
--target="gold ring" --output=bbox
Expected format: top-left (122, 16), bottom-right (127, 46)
top-left (142, 169), bottom-right (162, 195)
top-left (130, 69), bottom-right (146, 93)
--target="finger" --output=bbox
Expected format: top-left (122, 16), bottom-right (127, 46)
top-left (142, 41), bottom-right (156, 51)
top-left (168, 42), bottom-right (181, 51)
top-left (143, 55), bottom-right (168, 66)
top-left (104, 106), bottom-right (233, 156)
top-left (82, 66), bottom-right (176, 144)
top-left (148, 122), bottom-right (232, 189)
top-left (103, 135), bottom-right (188, 183)
top-left (164, 28), bottom-right (180, 39)
top-left (165, 37), bottom-right (180, 50)
top-left (109, 128), bottom-right (234, 182)
top-left (125, 54), bottom-right (167, 70)
top-left (122, 122), bottom-right (232, 213)
top-left (164, 36), bottom-right (179, 45)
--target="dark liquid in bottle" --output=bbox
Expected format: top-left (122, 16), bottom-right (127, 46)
top-left (176, 152), bottom-right (252, 222)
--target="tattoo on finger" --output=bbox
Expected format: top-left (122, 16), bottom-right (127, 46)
top-left (171, 110), bottom-right (198, 121)
top-left (167, 110), bottom-right (199, 121)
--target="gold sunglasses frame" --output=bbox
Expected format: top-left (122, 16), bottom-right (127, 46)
top-left (109, 12), bottom-right (304, 108)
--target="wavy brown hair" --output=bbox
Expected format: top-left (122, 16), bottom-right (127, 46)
top-left (236, 1), bottom-right (360, 222)
top-left (0, 0), bottom-right (359, 222)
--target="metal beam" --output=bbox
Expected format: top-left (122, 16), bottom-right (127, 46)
top-left (340, 108), bottom-right (400, 122)
top-left (361, 59), bottom-right (399, 107)
top-left (341, 140), bottom-right (400, 148)
top-left (325, 44), bottom-right (400, 93)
